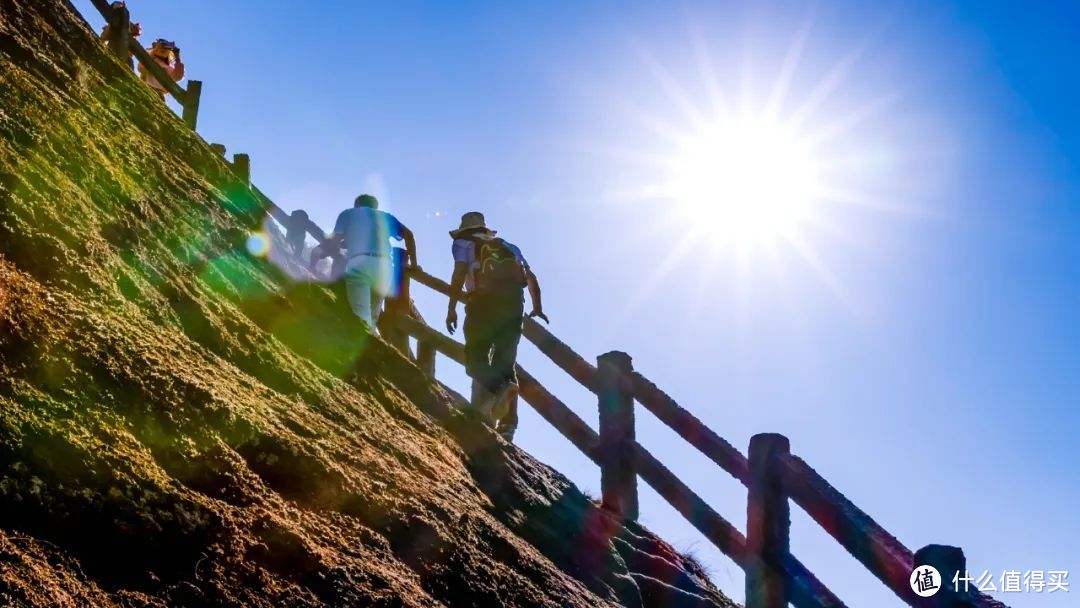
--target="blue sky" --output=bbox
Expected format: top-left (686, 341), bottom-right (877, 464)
top-left (75, 1), bottom-right (1080, 605)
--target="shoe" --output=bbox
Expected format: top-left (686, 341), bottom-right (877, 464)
top-left (489, 381), bottom-right (519, 422)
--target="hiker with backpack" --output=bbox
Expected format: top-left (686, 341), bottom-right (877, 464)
top-left (445, 212), bottom-right (548, 440)
top-left (326, 194), bottom-right (417, 333)
top-left (138, 39), bottom-right (185, 99)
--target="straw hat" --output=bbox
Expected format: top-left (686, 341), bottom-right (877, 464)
top-left (449, 211), bottom-right (497, 239)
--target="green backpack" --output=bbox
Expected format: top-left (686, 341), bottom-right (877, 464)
top-left (469, 237), bottom-right (527, 292)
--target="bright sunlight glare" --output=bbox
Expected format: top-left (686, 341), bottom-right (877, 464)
top-left (662, 116), bottom-right (822, 247)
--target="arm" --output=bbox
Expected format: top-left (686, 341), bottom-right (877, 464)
top-left (445, 261), bottom-right (469, 334)
top-left (322, 232), bottom-right (343, 254)
top-left (400, 225), bottom-right (419, 269)
top-left (525, 268), bottom-right (548, 323)
top-left (170, 57), bottom-right (185, 82)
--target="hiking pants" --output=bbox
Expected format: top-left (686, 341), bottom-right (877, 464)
top-left (463, 289), bottom-right (524, 397)
top-left (344, 254), bottom-right (390, 329)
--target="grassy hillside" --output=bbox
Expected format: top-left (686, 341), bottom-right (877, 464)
top-left (0, 2), bottom-right (737, 606)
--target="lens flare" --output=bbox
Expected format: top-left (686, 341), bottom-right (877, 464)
top-left (246, 231), bottom-right (271, 258)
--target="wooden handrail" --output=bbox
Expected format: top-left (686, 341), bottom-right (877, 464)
top-left (387, 311), bottom-right (846, 608)
top-left (90, 0), bottom-right (190, 103)
top-left (129, 41), bottom-right (189, 103)
top-left (390, 314), bottom-right (600, 456)
top-left (251, 185), bottom-right (329, 246)
top-left (629, 373), bottom-right (750, 485)
top-left (522, 320), bottom-right (600, 391)
top-left (74, 7), bottom-right (1002, 603)
top-left (780, 454), bottom-right (915, 604)
top-left (396, 267), bottom-right (1013, 608)
top-left (407, 268), bottom-right (599, 388)
top-left (405, 270), bottom-right (753, 486)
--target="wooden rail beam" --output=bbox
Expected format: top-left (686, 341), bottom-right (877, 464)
top-left (522, 319), bottom-right (600, 390)
top-left (390, 314), bottom-right (600, 456)
top-left (780, 455), bottom-right (1009, 608)
top-left (779, 454), bottom-right (917, 604)
top-left (390, 312), bottom-right (845, 608)
top-left (249, 186), bottom-right (294, 234)
top-left (128, 40), bottom-right (189, 103)
top-left (406, 267), bottom-right (453, 296)
top-left (630, 372), bottom-right (750, 484)
top-left (91, 0), bottom-right (190, 104)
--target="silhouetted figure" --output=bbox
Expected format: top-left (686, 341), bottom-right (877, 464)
top-left (286, 210), bottom-right (310, 257)
top-left (446, 212), bottom-right (548, 441)
top-left (325, 195), bottom-right (417, 332)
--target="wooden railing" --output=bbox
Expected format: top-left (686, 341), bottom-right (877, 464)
top-left (87, 1), bottom-right (337, 255)
top-left (81, 5), bottom-right (1008, 605)
top-left (393, 268), bottom-right (1009, 608)
top-left (91, 0), bottom-right (203, 129)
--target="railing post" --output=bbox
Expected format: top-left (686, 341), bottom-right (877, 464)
top-left (746, 433), bottom-right (791, 608)
top-left (417, 340), bottom-right (436, 376)
top-left (182, 80), bottom-right (203, 130)
top-left (232, 153), bottom-right (251, 185)
top-left (596, 351), bottom-right (637, 520)
top-left (914, 544), bottom-right (968, 607)
top-left (104, 2), bottom-right (131, 64)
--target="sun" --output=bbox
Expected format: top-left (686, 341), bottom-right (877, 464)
top-left (661, 114), bottom-right (822, 248)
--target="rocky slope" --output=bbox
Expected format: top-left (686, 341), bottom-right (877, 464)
top-left (0, 1), bottom-right (737, 606)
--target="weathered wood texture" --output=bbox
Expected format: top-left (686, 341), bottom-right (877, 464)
top-left (629, 372), bottom-right (750, 484)
top-left (182, 80), bottom-right (202, 129)
top-left (390, 312), bottom-right (844, 608)
top-left (232, 153), bottom-right (251, 185)
top-left (91, 0), bottom-right (189, 103)
top-left (522, 319), bottom-right (600, 390)
top-left (416, 340), bottom-right (436, 376)
top-left (390, 314), bottom-right (599, 455)
top-left (779, 454), bottom-right (917, 604)
top-left (101, 0), bottom-right (129, 62)
top-left (596, 351), bottom-right (637, 520)
top-left (746, 434), bottom-right (791, 608)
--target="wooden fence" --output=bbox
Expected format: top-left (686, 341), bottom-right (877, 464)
top-left (392, 269), bottom-right (1010, 608)
top-left (88, 1), bottom-right (353, 258)
top-left (82, 4), bottom-right (1009, 605)
top-left (91, 1), bottom-right (203, 129)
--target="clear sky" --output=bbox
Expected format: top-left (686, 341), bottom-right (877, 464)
top-left (75, 1), bottom-right (1080, 605)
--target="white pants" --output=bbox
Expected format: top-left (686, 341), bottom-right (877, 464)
top-left (344, 255), bottom-right (390, 329)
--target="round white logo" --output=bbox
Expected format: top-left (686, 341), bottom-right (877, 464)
top-left (910, 565), bottom-right (942, 597)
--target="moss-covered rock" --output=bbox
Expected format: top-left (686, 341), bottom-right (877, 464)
top-left (0, 2), bottom-right (737, 606)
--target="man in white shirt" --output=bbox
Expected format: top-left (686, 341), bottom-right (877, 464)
top-left (326, 195), bottom-right (417, 332)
